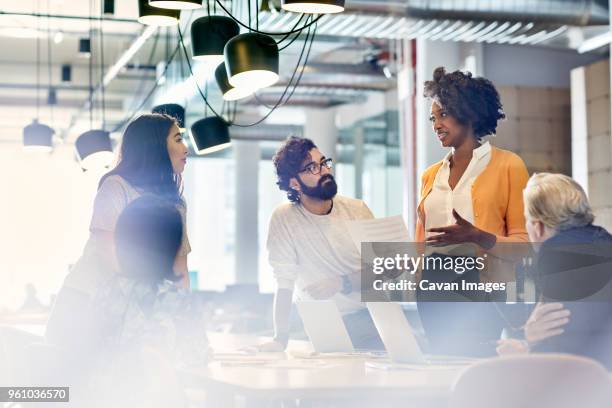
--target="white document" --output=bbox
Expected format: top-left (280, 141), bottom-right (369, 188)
top-left (346, 215), bottom-right (411, 254)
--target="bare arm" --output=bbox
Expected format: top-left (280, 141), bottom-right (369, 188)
top-left (272, 288), bottom-right (293, 346)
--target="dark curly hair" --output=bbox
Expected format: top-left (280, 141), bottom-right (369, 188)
top-left (423, 67), bottom-right (505, 140)
top-left (273, 136), bottom-right (317, 203)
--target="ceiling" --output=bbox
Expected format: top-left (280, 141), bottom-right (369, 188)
top-left (0, 0), bottom-right (609, 147)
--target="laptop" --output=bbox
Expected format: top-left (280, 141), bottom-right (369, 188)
top-left (296, 301), bottom-right (355, 353)
top-left (366, 302), bottom-right (475, 367)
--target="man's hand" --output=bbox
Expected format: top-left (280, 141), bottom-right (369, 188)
top-left (525, 302), bottom-right (571, 345)
top-left (426, 209), bottom-right (496, 249)
top-left (304, 277), bottom-right (342, 299)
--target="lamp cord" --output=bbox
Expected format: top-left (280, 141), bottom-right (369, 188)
top-left (247, 0), bottom-right (251, 32)
top-left (254, 16), bottom-right (315, 108)
top-left (177, 18), bottom-right (317, 127)
top-left (46, 0), bottom-right (54, 124)
top-left (275, 14), bottom-right (305, 45)
top-left (35, 0), bottom-right (40, 120)
top-left (214, 0), bottom-right (322, 36)
top-left (99, 0), bottom-right (106, 129)
top-left (111, 41), bottom-right (181, 133)
top-left (111, 12), bottom-right (197, 133)
top-left (88, 0), bottom-right (93, 129)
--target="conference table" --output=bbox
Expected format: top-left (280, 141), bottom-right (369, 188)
top-left (180, 332), bottom-right (467, 408)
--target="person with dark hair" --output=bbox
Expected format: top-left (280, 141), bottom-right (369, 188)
top-left (415, 67), bottom-right (529, 356)
top-left (86, 196), bottom-right (207, 407)
top-left (46, 113), bottom-right (191, 349)
top-left (258, 136), bottom-right (381, 351)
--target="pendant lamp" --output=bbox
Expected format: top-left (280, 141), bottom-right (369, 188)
top-left (149, 0), bottom-right (202, 10)
top-left (281, 0), bottom-right (345, 14)
top-left (152, 103), bottom-right (186, 132)
top-left (191, 16), bottom-right (239, 64)
top-left (224, 32), bottom-right (279, 89)
top-left (215, 62), bottom-right (255, 101)
top-left (75, 130), bottom-right (114, 170)
top-left (23, 120), bottom-right (54, 152)
top-left (190, 117), bottom-right (231, 155)
top-left (138, 0), bottom-right (180, 26)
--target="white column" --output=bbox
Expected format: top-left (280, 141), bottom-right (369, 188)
top-left (415, 39), bottom-right (484, 176)
top-left (396, 38), bottom-right (417, 234)
top-left (570, 66), bottom-right (589, 193)
top-left (416, 39), bottom-right (460, 176)
top-left (459, 42), bottom-right (484, 76)
top-left (234, 140), bottom-right (260, 285)
top-left (353, 126), bottom-right (364, 199)
top-left (304, 108), bottom-right (338, 160)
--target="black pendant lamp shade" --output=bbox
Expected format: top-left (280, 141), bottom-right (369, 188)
top-left (281, 0), bottom-right (345, 13)
top-left (23, 120), bottom-right (54, 152)
top-left (152, 103), bottom-right (185, 131)
top-left (215, 62), bottom-right (255, 101)
top-left (149, 0), bottom-right (202, 10)
top-left (191, 16), bottom-right (239, 64)
top-left (190, 117), bottom-right (231, 155)
top-left (224, 32), bottom-right (279, 89)
top-left (138, 0), bottom-right (180, 26)
top-left (75, 130), bottom-right (114, 170)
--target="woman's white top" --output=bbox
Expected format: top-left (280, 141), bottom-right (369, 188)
top-left (423, 141), bottom-right (491, 255)
top-left (63, 175), bottom-right (191, 297)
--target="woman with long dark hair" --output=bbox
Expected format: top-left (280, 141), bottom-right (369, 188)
top-left (46, 113), bottom-right (190, 349)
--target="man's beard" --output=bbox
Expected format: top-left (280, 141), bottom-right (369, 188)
top-left (298, 174), bottom-right (338, 201)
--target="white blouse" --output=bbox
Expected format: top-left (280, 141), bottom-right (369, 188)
top-left (424, 141), bottom-right (492, 254)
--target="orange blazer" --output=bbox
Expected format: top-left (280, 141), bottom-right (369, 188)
top-left (415, 146), bottom-right (529, 244)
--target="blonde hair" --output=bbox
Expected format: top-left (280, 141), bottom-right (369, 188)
top-left (524, 173), bottom-right (594, 231)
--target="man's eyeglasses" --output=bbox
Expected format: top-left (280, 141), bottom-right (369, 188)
top-left (299, 158), bottom-right (333, 175)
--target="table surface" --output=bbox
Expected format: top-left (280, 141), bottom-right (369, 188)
top-left (182, 332), bottom-right (467, 400)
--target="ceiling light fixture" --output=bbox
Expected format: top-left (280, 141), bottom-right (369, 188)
top-left (152, 103), bottom-right (186, 132)
top-left (215, 62), bottom-right (255, 101)
top-left (224, 32), bottom-right (279, 89)
top-left (138, 0), bottom-right (180, 26)
top-left (53, 31), bottom-right (64, 44)
top-left (149, 0), bottom-right (203, 10)
top-left (191, 15), bottom-right (239, 64)
top-left (23, 120), bottom-right (54, 152)
top-left (281, 0), bottom-right (345, 14)
top-left (190, 116), bottom-right (231, 155)
top-left (75, 130), bottom-right (114, 170)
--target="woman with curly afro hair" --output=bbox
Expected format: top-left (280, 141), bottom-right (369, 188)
top-left (415, 67), bottom-right (529, 357)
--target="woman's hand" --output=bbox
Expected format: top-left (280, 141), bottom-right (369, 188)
top-left (426, 209), bottom-right (497, 249)
top-left (524, 302), bottom-right (570, 345)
